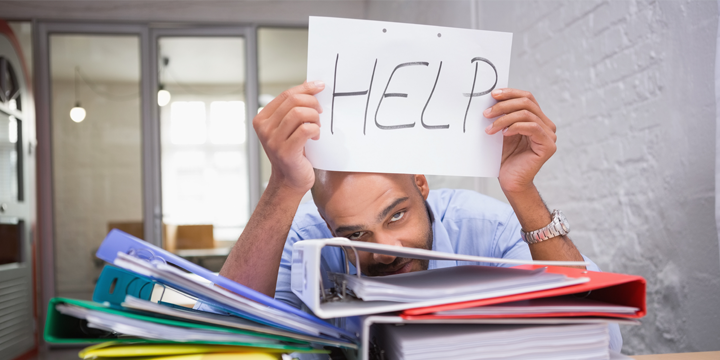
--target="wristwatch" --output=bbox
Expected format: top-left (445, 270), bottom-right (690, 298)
top-left (521, 209), bottom-right (570, 244)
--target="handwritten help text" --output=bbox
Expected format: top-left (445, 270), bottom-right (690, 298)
top-left (330, 54), bottom-right (498, 135)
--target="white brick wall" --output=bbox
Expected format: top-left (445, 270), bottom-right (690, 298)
top-left (478, 0), bottom-right (720, 354)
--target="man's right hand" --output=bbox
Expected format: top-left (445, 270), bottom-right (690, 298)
top-left (219, 82), bottom-right (325, 297)
top-left (253, 81), bottom-right (325, 195)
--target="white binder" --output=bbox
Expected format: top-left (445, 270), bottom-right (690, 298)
top-left (355, 315), bottom-right (638, 360)
top-left (290, 238), bottom-right (590, 319)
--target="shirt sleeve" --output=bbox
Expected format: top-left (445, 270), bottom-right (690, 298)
top-left (274, 228), bottom-right (305, 309)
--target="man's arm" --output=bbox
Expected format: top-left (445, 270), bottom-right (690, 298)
top-left (484, 88), bottom-right (584, 266)
top-left (219, 81), bottom-right (326, 297)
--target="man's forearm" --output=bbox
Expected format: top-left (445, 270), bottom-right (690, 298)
top-left (219, 179), bottom-right (306, 297)
top-left (504, 185), bottom-right (585, 268)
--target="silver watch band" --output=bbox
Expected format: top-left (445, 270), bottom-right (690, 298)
top-left (521, 209), bottom-right (570, 244)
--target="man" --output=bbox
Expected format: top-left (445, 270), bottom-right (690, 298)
top-left (216, 81), bottom-right (622, 350)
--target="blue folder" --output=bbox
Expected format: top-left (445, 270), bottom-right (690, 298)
top-left (96, 229), bottom-right (356, 342)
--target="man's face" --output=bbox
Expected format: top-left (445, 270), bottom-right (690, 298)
top-left (314, 172), bottom-right (433, 276)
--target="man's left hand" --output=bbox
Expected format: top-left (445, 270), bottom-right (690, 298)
top-left (483, 88), bottom-right (557, 194)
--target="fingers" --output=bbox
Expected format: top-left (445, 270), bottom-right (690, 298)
top-left (284, 123), bottom-right (321, 155)
top-left (485, 109), bottom-right (557, 143)
top-left (276, 106), bottom-right (321, 141)
top-left (258, 81), bottom-right (325, 118)
top-left (253, 82), bottom-right (325, 146)
top-left (255, 93), bottom-right (322, 135)
top-left (503, 122), bottom-right (557, 157)
top-left (485, 88), bottom-right (557, 133)
top-left (490, 88), bottom-right (538, 106)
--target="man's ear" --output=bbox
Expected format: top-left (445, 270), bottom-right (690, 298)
top-left (414, 175), bottom-right (430, 200)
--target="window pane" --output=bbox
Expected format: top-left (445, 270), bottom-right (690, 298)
top-left (209, 101), bottom-right (246, 145)
top-left (0, 113), bottom-right (19, 201)
top-left (170, 101), bottom-right (206, 145)
top-left (50, 34), bottom-right (143, 300)
top-left (159, 37), bottom-right (247, 247)
top-left (258, 28), bottom-right (308, 191)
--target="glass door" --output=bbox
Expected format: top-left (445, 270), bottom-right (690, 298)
top-left (49, 34), bottom-right (144, 299)
top-left (153, 29), bottom-right (253, 262)
top-left (257, 27), bottom-right (308, 194)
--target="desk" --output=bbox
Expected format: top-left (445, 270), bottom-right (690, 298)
top-left (632, 351), bottom-right (720, 359)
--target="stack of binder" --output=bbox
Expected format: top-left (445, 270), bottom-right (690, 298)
top-left (44, 230), bottom-right (359, 360)
top-left (46, 230), bottom-right (645, 360)
top-left (290, 238), bottom-right (646, 360)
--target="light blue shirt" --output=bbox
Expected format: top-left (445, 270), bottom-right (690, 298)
top-left (276, 188), bottom-right (622, 351)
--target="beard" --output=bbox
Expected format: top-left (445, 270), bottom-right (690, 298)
top-left (365, 206), bottom-right (434, 276)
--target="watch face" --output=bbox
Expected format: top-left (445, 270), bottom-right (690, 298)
top-left (558, 211), bottom-right (570, 233)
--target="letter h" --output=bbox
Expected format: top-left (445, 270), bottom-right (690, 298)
top-left (331, 54), bottom-right (377, 135)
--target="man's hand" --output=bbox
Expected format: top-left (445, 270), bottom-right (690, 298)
top-left (220, 81), bottom-right (325, 297)
top-left (483, 88), bottom-right (557, 195)
top-left (482, 88), bottom-right (584, 267)
top-left (253, 81), bottom-right (325, 194)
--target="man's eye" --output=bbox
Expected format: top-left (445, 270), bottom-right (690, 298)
top-left (347, 231), bottom-right (366, 240)
top-left (390, 211), bottom-right (405, 222)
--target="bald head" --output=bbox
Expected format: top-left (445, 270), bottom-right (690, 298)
top-left (311, 169), bottom-right (416, 211)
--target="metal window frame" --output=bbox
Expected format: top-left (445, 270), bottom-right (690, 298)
top-left (149, 25), bottom-right (261, 246)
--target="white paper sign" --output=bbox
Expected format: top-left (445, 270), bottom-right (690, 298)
top-left (306, 17), bottom-right (513, 177)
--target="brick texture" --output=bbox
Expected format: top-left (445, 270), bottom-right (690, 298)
top-left (479, 0), bottom-right (720, 354)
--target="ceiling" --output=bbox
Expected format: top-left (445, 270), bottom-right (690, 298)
top-left (49, 28), bottom-right (308, 86)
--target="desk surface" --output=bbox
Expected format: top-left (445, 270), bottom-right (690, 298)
top-left (632, 351), bottom-right (720, 359)
top-left (175, 247), bottom-right (231, 257)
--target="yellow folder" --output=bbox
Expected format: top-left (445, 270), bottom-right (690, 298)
top-left (79, 342), bottom-right (319, 359)
top-left (90, 354), bottom-right (280, 360)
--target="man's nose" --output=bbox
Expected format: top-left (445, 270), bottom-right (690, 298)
top-left (372, 233), bottom-right (402, 264)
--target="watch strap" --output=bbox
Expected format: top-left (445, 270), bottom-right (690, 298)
top-left (521, 209), bottom-right (569, 244)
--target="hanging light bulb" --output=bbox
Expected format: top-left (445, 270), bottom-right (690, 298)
top-left (157, 85), bottom-right (171, 106)
top-left (157, 57), bottom-right (171, 107)
top-left (70, 67), bottom-right (86, 122)
top-left (70, 102), bottom-right (86, 122)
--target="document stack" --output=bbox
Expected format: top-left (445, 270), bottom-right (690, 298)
top-left (376, 323), bottom-right (611, 360)
top-left (45, 231), bottom-right (645, 360)
top-left (44, 230), bottom-right (358, 360)
top-left (290, 238), bottom-right (647, 360)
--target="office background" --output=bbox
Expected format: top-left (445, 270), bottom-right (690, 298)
top-left (0, 0), bottom-right (718, 358)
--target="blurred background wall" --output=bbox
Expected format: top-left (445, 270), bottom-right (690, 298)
top-left (477, 1), bottom-right (720, 355)
top-left (1, 0), bottom-right (718, 356)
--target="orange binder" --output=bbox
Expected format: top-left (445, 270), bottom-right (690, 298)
top-left (401, 265), bottom-right (646, 320)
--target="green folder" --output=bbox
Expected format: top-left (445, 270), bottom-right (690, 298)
top-left (44, 297), bottom-right (323, 353)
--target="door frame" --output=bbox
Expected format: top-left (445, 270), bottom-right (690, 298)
top-left (149, 25), bottom-right (261, 246)
top-left (34, 22), bottom-right (154, 347)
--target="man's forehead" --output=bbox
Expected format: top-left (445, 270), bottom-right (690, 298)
top-left (314, 170), bottom-right (413, 191)
top-left (313, 171), bottom-right (416, 214)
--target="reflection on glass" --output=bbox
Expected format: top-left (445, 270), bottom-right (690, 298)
top-left (0, 113), bottom-right (19, 201)
top-left (50, 35), bottom-right (143, 299)
top-left (159, 37), bottom-right (248, 247)
top-left (210, 101), bottom-right (246, 145)
top-left (258, 28), bottom-right (308, 190)
top-left (170, 101), bottom-right (206, 145)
